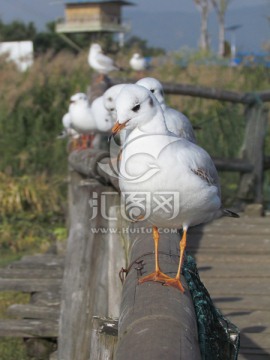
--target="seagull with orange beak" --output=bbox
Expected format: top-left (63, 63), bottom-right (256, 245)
top-left (112, 84), bottom-right (238, 293)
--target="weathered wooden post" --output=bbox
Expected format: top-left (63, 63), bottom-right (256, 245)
top-left (237, 103), bottom-right (268, 207)
top-left (58, 74), bottom-right (118, 360)
top-left (115, 221), bottom-right (201, 360)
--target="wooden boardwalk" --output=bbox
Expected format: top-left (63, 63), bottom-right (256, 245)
top-left (187, 212), bottom-right (270, 360)
top-left (0, 211), bottom-right (269, 359)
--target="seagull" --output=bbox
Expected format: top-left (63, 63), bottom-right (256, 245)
top-left (90, 95), bottom-right (115, 148)
top-left (88, 43), bottom-right (120, 78)
top-left (69, 93), bottom-right (96, 133)
top-left (103, 84), bottom-right (129, 145)
top-left (130, 53), bottom-right (147, 72)
top-left (58, 112), bottom-right (80, 139)
top-left (92, 95), bottom-right (114, 133)
top-left (57, 112), bottom-right (80, 150)
top-left (112, 84), bottom-right (239, 293)
top-left (68, 92), bottom-right (97, 148)
top-left (103, 84), bottom-right (127, 122)
top-left (136, 77), bottom-right (196, 143)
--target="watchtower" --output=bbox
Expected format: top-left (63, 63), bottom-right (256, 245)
top-left (56, 0), bottom-right (134, 34)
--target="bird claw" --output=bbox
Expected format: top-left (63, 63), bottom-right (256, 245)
top-left (162, 278), bottom-right (185, 293)
top-left (138, 270), bottom-right (171, 285)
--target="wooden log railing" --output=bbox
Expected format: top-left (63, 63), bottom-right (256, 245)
top-left (115, 221), bottom-right (201, 360)
top-left (112, 78), bottom-right (270, 105)
top-left (57, 77), bottom-right (269, 360)
top-left (58, 148), bottom-right (201, 360)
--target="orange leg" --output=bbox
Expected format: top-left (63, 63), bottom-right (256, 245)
top-left (138, 226), bottom-right (171, 285)
top-left (80, 135), bottom-right (88, 149)
top-left (163, 228), bottom-right (187, 293)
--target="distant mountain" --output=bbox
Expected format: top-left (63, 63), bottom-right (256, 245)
top-left (124, 4), bottom-right (270, 52)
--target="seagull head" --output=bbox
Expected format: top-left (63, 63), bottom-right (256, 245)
top-left (136, 77), bottom-right (165, 109)
top-left (112, 84), bottom-right (158, 134)
top-left (69, 93), bottom-right (88, 111)
top-left (90, 43), bottom-right (102, 54)
top-left (103, 84), bottom-right (126, 121)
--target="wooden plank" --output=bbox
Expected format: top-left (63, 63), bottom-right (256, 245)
top-left (198, 215), bottom-right (270, 225)
top-left (237, 104), bottom-right (268, 203)
top-left (0, 268), bottom-right (63, 279)
top-left (0, 279), bottom-right (61, 292)
top-left (50, 351), bottom-right (58, 360)
top-left (30, 291), bottom-right (61, 307)
top-left (221, 310), bottom-right (270, 332)
top-left (238, 353), bottom-right (270, 360)
top-left (194, 253), bottom-right (270, 265)
top-left (14, 254), bottom-right (64, 265)
top-left (197, 264), bottom-right (270, 278)
top-left (68, 150), bottom-right (119, 191)
top-left (240, 347), bottom-right (270, 354)
top-left (115, 221), bottom-right (201, 360)
top-left (9, 256), bottom-right (64, 270)
top-left (212, 295), bottom-right (270, 311)
top-left (213, 157), bottom-right (253, 173)
top-left (200, 278), bottom-right (270, 296)
top-left (191, 228), bottom-right (270, 238)
top-left (190, 222), bottom-right (270, 235)
top-left (90, 317), bottom-right (118, 360)
top-left (58, 170), bottom-right (114, 360)
top-left (107, 205), bottom-right (126, 318)
top-left (0, 319), bottom-right (58, 337)
top-left (68, 149), bottom-right (109, 179)
top-left (239, 333), bottom-right (270, 350)
top-left (7, 304), bottom-right (60, 320)
top-left (187, 235), bottom-right (270, 254)
top-left (111, 78), bottom-right (270, 104)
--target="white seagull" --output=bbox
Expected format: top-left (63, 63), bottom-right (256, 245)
top-left (60, 112), bottom-right (79, 138)
top-left (68, 93), bottom-right (96, 134)
top-left (91, 96), bottom-right (114, 133)
top-left (57, 112), bottom-right (80, 150)
top-left (103, 84), bottom-right (127, 122)
top-left (103, 83), bottom-right (129, 144)
top-left (112, 84), bottom-right (238, 292)
top-left (130, 53), bottom-right (147, 72)
top-left (68, 92), bottom-right (97, 148)
top-left (136, 77), bottom-right (196, 143)
top-left (88, 43), bottom-right (120, 76)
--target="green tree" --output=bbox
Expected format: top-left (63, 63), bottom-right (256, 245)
top-left (124, 36), bottom-right (165, 56)
top-left (0, 20), bottom-right (37, 41)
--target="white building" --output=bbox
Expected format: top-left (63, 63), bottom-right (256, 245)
top-left (0, 41), bottom-right (34, 72)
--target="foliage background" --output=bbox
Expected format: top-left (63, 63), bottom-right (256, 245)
top-left (0, 46), bottom-right (270, 253)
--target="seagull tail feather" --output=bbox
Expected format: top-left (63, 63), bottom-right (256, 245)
top-left (223, 209), bottom-right (240, 218)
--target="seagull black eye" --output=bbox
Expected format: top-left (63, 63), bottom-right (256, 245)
top-left (150, 89), bottom-right (155, 93)
top-left (132, 104), bottom-right (140, 112)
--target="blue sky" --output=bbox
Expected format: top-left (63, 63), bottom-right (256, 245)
top-left (129, 0), bottom-right (269, 12)
top-left (0, 1), bottom-right (269, 52)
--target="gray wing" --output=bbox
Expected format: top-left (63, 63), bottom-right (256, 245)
top-left (96, 52), bottom-right (117, 69)
top-left (178, 140), bottom-right (221, 196)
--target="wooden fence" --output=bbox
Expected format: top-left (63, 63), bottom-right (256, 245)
top-left (57, 76), bottom-right (270, 360)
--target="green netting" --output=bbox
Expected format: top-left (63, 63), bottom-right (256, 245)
top-left (183, 254), bottom-right (240, 360)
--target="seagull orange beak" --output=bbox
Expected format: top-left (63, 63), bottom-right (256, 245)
top-left (112, 121), bottom-right (127, 135)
